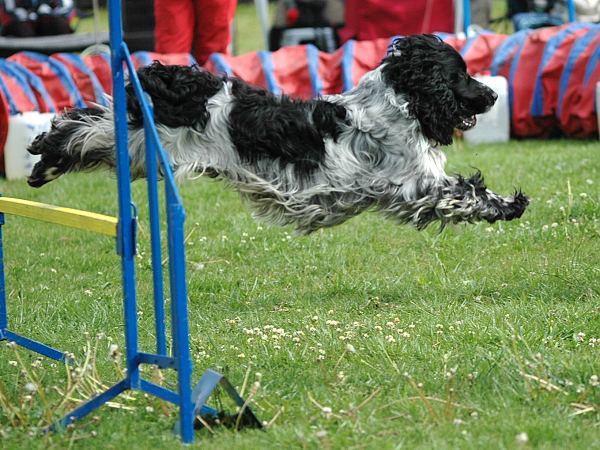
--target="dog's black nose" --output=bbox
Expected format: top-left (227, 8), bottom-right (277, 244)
top-left (490, 89), bottom-right (498, 102)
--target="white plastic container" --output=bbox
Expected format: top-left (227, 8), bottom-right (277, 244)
top-left (463, 75), bottom-right (510, 145)
top-left (596, 81), bottom-right (600, 140)
top-left (4, 112), bottom-right (54, 180)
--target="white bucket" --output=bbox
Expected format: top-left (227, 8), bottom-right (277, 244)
top-left (4, 112), bottom-right (54, 180)
top-left (596, 81), bottom-right (600, 140)
top-left (463, 75), bottom-right (510, 145)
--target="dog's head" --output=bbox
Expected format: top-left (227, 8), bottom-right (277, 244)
top-left (381, 34), bottom-right (497, 146)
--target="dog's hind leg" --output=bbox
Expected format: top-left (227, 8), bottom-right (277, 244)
top-left (379, 172), bottom-right (529, 229)
top-left (27, 107), bottom-right (120, 188)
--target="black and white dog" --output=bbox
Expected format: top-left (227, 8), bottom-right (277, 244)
top-left (27, 34), bottom-right (528, 234)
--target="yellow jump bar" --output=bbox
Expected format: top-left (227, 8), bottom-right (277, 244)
top-left (0, 197), bottom-right (118, 237)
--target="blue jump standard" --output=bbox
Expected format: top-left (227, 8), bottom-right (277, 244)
top-left (0, 0), bottom-right (261, 443)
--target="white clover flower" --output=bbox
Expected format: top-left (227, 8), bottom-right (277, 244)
top-left (316, 430), bottom-right (328, 439)
top-left (515, 432), bottom-right (528, 445)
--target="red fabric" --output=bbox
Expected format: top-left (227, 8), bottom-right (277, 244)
top-left (340, 0), bottom-right (454, 42)
top-left (51, 53), bottom-right (100, 105)
top-left (0, 75), bottom-right (38, 112)
top-left (154, 0), bottom-right (237, 65)
top-left (318, 48), bottom-right (343, 95)
top-left (271, 46), bottom-right (313, 99)
top-left (462, 34), bottom-right (507, 75)
top-left (350, 38), bottom-right (391, 87)
top-left (559, 33), bottom-right (600, 138)
top-left (9, 53), bottom-right (72, 110)
top-left (511, 26), bottom-right (566, 138)
top-left (0, 93), bottom-right (10, 173)
top-left (82, 54), bottom-right (112, 96)
top-left (576, 63), bottom-right (600, 137)
top-left (205, 52), bottom-right (268, 89)
top-left (538, 28), bottom-right (591, 118)
top-left (443, 35), bottom-right (466, 53)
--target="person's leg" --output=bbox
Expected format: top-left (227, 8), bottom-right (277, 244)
top-left (154, 0), bottom-right (195, 54)
top-left (192, 0), bottom-right (237, 65)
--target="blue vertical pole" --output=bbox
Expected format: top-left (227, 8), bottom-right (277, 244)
top-left (166, 189), bottom-right (194, 443)
top-left (144, 106), bottom-right (167, 356)
top-left (567, 0), bottom-right (576, 22)
top-left (108, 0), bottom-right (140, 390)
top-left (463, 0), bottom-right (471, 35)
top-left (0, 212), bottom-right (7, 332)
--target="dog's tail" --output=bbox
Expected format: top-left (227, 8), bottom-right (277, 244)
top-left (27, 106), bottom-right (118, 188)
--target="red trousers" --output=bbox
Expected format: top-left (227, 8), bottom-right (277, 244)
top-left (154, 0), bottom-right (237, 65)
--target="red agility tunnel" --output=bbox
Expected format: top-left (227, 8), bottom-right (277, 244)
top-left (509, 26), bottom-right (570, 137)
top-left (207, 45), bottom-right (336, 99)
top-left (460, 33), bottom-right (508, 75)
top-left (531, 23), bottom-right (594, 126)
top-left (0, 60), bottom-right (44, 171)
top-left (557, 28), bottom-right (600, 137)
top-left (82, 53), bottom-right (113, 96)
top-left (8, 51), bottom-right (86, 111)
top-left (51, 53), bottom-right (109, 107)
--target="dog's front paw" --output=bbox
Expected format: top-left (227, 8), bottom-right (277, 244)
top-left (484, 190), bottom-right (529, 223)
top-left (503, 190), bottom-right (529, 220)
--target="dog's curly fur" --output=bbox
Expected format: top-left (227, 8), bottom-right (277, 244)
top-left (27, 34), bottom-right (528, 234)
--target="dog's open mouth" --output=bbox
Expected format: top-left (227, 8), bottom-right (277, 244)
top-left (456, 115), bottom-right (477, 131)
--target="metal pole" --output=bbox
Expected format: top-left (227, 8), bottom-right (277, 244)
top-left (567, 0), bottom-right (576, 22)
top-left (166, 193), bottom-right (194, 443)
top-left (144, 103), bottom-right (167, 357)
top-left (108, 0), bottom-right (140, 390)
top-left (463, 0), bottom-right (471, 35)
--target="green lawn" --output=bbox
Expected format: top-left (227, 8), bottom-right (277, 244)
top-left (0, 140), bottom-right (599, 449)
top-left (2, 1), bottom-right (599, 448)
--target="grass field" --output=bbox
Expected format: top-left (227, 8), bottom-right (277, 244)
top-left (0, 139), bottom-right (599, 449)
top-left (1, 1), bottom-right (600, 449)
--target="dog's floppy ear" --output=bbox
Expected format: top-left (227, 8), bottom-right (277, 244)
top-left (381, 35), bottom-right (460, 146)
